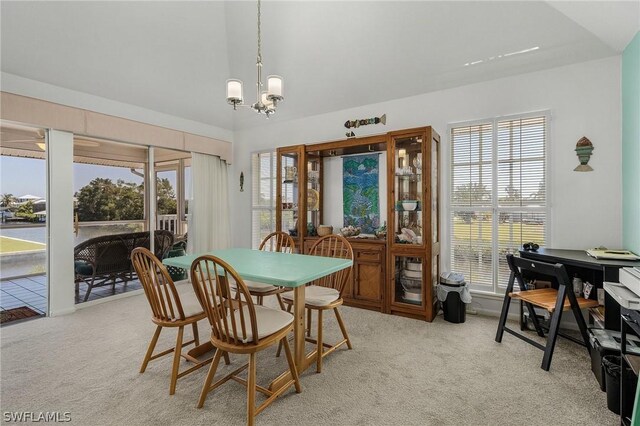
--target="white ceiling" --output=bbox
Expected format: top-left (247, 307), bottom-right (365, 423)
top-left (1, 1), bottom-right (638, 133)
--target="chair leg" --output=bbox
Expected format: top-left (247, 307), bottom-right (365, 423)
top-left (316, 309), bottom-right (323, 373)
top-left (276, 293), bottom-right (286, 311)
top-left (495, 272), bottom-right (515, 343)
top-left (247, 352), bottom-right (257, 426)
top-left (83, 277), bottom-right (96, 302)
top-left (197, 349), bottom-right (223, 408)
top-left (307, 309), bottom-right (312, 337)
top-left (192, 322), bottom-right (200, 346)
top-left (525, 302), bottom-right (545, 337)
top-left (169, 326), bottom-right (185, 395)
top-left (223, 351), bottom-right (231, 365)
top-left (140, 325), bottom-right (162, 373)
top-left (282, 336), bottom-right (302, 393)
top-left (541, 286), bottom-right (566, 371)
top-left (334, 308), bottom-right (352, 350)
top-left (276, 304), bottom-right (293, 357)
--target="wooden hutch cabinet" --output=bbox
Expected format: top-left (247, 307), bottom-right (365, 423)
top-left (276, 127), bottom-right (440, 321)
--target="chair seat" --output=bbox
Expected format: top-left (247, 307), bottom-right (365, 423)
top-left (174, 282), bottom-right (204, 318)
top-left (225, 305), bottom-right (293, 343)
top-left (234, 280), bottom-right (279, 294)
top-left (509, 288), bottom-right (600, 312)
top-left (282, 285), bottom-right (340, 307)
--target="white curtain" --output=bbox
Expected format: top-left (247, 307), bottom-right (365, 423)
top-left (187, 153), bottom-right (231, 253)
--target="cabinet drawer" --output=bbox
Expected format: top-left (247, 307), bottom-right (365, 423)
top-left (356, 250), bottom-right (382, 262)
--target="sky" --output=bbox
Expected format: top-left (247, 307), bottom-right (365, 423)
top-left (0, 156), bottom-right (181, 199)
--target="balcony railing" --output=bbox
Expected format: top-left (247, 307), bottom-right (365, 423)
top-left (157, 214), bottom-right (178, 234)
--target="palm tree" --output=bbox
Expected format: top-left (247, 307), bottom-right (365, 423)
top-left (1, 193), bottom-right (15, 208)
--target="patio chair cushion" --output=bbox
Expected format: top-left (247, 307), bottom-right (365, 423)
top-left (174, 282), bottom-right (204, 318)
top-left (225, 305), bottom-right (293, 343)
top-left (74, 260), bottom-right (94, 276)
top-left (282, 285), bottom-right (340, 307)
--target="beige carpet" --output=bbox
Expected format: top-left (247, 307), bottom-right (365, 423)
top-left (1, 292), bottom-right (617, 425)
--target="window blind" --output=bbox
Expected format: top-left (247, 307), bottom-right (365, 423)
top-left (450, 114), bottom-right (548, 293)
top-left (251, 151), bottom-right (277, 249)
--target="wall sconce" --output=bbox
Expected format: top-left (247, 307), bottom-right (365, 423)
top-left (574, 136), bottom-right (594, 172)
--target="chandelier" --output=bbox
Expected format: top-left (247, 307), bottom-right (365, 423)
top-left (225, 0), bottom-right (283, 117)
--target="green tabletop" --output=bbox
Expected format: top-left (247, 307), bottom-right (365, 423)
top-left (162, 248), bottom-right (352, 288)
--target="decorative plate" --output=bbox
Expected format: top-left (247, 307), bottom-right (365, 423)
top-left (307, 188), bottom-right (319, 211)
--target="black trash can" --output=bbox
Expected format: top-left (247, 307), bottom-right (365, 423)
top-left (442, 288), bottom-right (466, 323)
top-left (438, 272), bottom-right (469, 324)
top-left (603, 355), bottom-right (621, 414)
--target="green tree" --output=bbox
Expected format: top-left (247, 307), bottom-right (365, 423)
top-left (156, 178), bottom-right (177, 215)
top-left (452, 183), bottom-right (490, 223)
top-left (76, 178), bottom-right (144, 221)
top-left (15, 200), bottom-right (36, 221)
top-left (1, 193), bottom-right (15, 208)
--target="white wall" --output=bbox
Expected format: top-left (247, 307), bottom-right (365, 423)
top-left (231, 56), bottom-right (623, 263)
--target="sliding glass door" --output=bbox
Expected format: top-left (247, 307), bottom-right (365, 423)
top-left (0, 123), bottom-right (48, 323)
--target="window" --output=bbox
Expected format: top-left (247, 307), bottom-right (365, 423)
top-left (449, 112), bottom-right (548, 293)
top-left (251, 151), bottom-right (277, 249)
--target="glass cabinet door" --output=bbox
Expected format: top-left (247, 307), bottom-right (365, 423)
top-left (306, 155), bottom-right (322, 235)
top-left (391, 254), bottom-right (425, 307)
top-left (278, 149), bottom-right (301, 239)
top-left (392, 134), bottom-right (424, 246)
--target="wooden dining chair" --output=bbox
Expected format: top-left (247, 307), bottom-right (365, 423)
top-left (131, 247), bottom-right (213, 395)
top-left (279, 234), bottom-right (354, 373)
top-left (237, 232), bottom-right (295, 309)
top-left (190, 255), bottom-right (301, 426)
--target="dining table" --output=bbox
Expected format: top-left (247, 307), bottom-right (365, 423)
top-left (162, 247), bottom-right (353, 390)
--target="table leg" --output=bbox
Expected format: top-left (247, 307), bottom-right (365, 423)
top-left (269, 285), bottom-right (316, 391)
top-left (293, 285), bottom-right (306, 369)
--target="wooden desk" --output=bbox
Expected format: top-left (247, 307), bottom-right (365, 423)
top-left (520, 248), bottom-right (640, 330)
top-left (163, 248), bottom-right (353, 390)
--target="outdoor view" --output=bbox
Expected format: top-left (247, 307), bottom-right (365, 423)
top-left (1, 133), bottom-right (190, 322)
top-left (450, 116), bottom-right (547, 291)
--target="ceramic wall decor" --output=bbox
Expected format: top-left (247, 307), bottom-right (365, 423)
top-left (344, 114), bottom-right (386, 137)
top-left (574, 136), bottom-right (594, 171)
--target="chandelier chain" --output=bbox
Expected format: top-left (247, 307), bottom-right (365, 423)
top-left (257, 0), bottom-right (262, 63)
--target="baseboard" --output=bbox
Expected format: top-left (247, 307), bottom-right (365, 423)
top-left (75, 288), bottom-right (145, 310)
top-left (49, 306), bottom-right (76, 317)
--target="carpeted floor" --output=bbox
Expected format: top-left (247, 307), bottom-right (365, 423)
top-left (0, 290), bottom-right (617, 425)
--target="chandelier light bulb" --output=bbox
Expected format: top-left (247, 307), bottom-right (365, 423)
top-left (267, 75), bottom-right (283, 100)
top-left (226, 79), bottom-right (243, 105)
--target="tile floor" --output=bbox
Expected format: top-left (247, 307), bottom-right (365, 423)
top-left (0, 275), bottom-right (143, 324)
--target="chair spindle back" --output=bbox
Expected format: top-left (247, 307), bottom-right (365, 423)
top-left (131, 247), bottom-right (186, 322)
top-left (308, 234), bottom-right (353, 296)
top-left (259, 231), bottom-right (296, 253)
top-left (190, 255), bottom-right (259, 345)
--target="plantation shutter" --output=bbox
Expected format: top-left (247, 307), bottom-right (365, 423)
top-left (251, 151), bottom-right (277, 249)
top-left (450, 123), bottom-right (494, 289)
top-left (450, 113), bottom-right (548, 293)
top-left (496, 116), bottom-right (547, 288)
